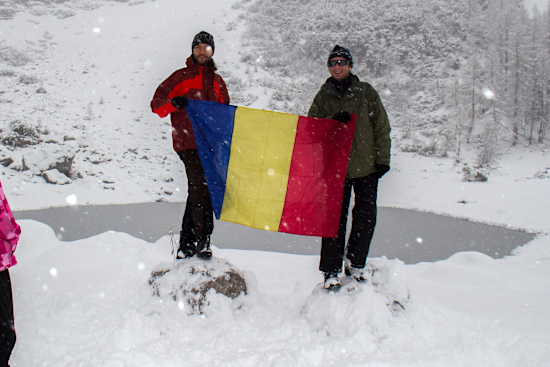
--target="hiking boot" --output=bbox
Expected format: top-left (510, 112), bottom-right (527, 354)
top-left (344, 265), bottom-right (368, 283)
top-left (176, 248), bottom-right (195, 259)
top-left (323, 272), bottom-right (341, 291)
top-left (196, 236), bottom-right (212, 260)
top-left (177, 231), bottom-right (196, 259)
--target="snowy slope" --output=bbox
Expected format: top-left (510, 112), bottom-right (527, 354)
top-left (1, 0), bottom-right (249, 209)
top-left (1, 0), bottom-right (548, 238)
top-left (1, 1), bottom-right (550, 365)
top-left (378, 146), bottom-right (550, 234)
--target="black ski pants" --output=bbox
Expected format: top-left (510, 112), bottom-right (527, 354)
top-left (319, 173), bottom-right (378, 273)
top-left (0, 269), bottom-right (15, 367)
top-left (178, 150), bottom-right (214, 245)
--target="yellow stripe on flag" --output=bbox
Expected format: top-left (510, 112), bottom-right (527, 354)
top-left (220, 107), bottom-right (299, 231)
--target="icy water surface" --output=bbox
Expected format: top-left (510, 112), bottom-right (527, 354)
top-left (13, 202), bottom-right (535, 264)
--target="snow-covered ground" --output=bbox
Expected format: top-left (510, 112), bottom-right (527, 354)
top-left (9, 219), bottom-right (550, 366)
top-left (2, 0), bottom-right (550, 365)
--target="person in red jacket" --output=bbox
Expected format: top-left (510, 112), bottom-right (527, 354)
top-left (151, 31), bottom-right (230, 260)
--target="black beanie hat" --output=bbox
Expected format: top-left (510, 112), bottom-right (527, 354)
top-left (327, 45), bottom-right (353, 67)
top-left (192, 31), bottom-right (215, 55)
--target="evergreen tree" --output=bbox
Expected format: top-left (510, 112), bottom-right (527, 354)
top-left (241, 0), bottom-right (549, 157)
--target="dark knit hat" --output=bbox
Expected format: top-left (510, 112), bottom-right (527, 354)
top-left (327, 45), bottom-right (353, 67)
top-left (192, 31), bottom-right (215, 55)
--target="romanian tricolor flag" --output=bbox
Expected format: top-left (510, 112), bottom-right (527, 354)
top-left (185, 99), bottom-right (356, 238)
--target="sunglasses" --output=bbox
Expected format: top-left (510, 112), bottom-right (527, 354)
top-left (328, 59), bottom-right (350, 67)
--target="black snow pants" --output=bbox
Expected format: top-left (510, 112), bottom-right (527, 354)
top-left (319, 173), bottom-right (378, 273)
top-left (0, 269), bottom-right (15, 367)
top-left (178, 150), bottom-right (214, 248)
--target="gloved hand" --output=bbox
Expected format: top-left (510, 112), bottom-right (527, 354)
top-left (171, 96), bottom-right (188, 109)
top-left (376, 164), bottom-right (390, 179)
top-left (333, 111), bottom-right (351, 124)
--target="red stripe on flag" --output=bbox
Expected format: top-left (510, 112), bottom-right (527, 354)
top-left (278, 115), bottom-right (356, 237)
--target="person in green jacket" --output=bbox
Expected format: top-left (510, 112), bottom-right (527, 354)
top-left (308, 45), bottom-right (392, 291)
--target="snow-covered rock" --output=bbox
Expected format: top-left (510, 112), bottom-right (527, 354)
top-left (0, 146), bottom-right (13, 167)
top-left (21, 144), bottom-right (75, 176)
top-left (462, 165), bottom-right (489, 182)
top-left (149, 257), bottom-right (247, 314)
top-left (42, 169), bottom-right (72, 185)
top-left (302, 257), bottom-right (410, 338)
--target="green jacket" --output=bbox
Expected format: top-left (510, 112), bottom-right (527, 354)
top-left (308, 74), bottom-right (391, 178)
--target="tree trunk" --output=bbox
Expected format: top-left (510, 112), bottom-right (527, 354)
top-left (528, 15), bottom-right (538, 146)
top-left (512, 32), bottom-right (520, 146)
top-left (467, 61), bottom-right (476, 144)
top-left (538, 77), bottom-right (547, 143)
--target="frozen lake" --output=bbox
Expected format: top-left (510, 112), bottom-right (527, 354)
top-left (13, 202), bottom-right (536, 264)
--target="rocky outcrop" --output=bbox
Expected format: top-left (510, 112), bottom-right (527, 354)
top-left (149, 257), bottom-right (247, 314)
top-left (21, 145), bottom-right (75, 177)
top-left (42, 169), bottom-right (72, 185)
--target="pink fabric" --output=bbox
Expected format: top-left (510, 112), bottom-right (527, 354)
top-left (0, 180), bottom-right (21, 271)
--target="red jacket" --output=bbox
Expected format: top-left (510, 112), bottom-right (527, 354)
top-left (151, 57), bottom-right (230, 151)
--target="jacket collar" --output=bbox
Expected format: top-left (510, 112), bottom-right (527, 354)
top-left (185, 56), bottom-right (217, 71)
top-left (322, 73), bottom-right (360, 98)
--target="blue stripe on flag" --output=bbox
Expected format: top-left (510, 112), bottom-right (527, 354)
top-left (186, 99), bottom-right (236, 219)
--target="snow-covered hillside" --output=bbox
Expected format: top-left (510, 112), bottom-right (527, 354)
top-left (1, 0), bottom-right (548, 234)
top-left (1, 1), bottom-right (550, 365)
top-left (1, 0), bottom-right (250, 209)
